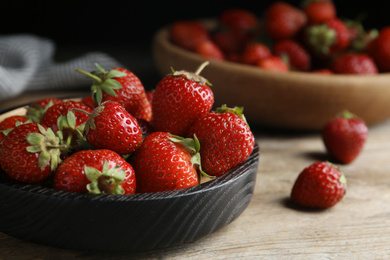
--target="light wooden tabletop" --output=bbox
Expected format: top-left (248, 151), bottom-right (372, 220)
top-left (0, 91), bottom-right (389, 259)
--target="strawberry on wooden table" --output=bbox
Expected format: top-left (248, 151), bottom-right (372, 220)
top-left (322, 111), bottom-right (368, 164)
top-left (152, 62), bottom-right (214, 136)
top-left (0, 123), bottom-right (64, 183)
top-left (53, 149), bottom-right (136, 194)
top-left (131, 132), bottom-right (203, 193)
top-left (291, 161), bottom-right (347, 209)
top-left (83, 101), bottom-right (143, 155)
top-left (76, 64), bottom-right (152, 121)
top-left (188, 105), bottom-right (255, 177)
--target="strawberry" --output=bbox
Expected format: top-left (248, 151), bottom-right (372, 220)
top-left (187, 105), bottom-right (255, 177)
top-left (256, 56), bottom-right (289, 72)
top-left (330, 53), bottom-right (378, 75)
top-left (131, 132), bottom-right (201, 193)
top-left (264, 1), bottom-right (307, 41)
top-left (81, 95), bottom-right (96, 109)
top-left (273, 39), bottom-right (311, 71)
top-left (53, 149), bottom-right (136, 194)
top-left (26, 97), bottom-right (63, 123)
top-left (0, 115), bottom-right (29, 142)
top-left (83, 101), bottom-right (143, 155)
top-left (169, 21), bottom-right (209, 51)
top-left (240, 43), bottom-right (272, 66)
top-left (322, 111), bottom-right (368, 164)
top-left (302, 0), bottom-right (336, 25)
top-left (212, 29), bottom-right (247, 55)
top-left (366, 26), bottom-right (390, 72)
top-left (40, 100), bottom-right (92, 136)
top-left (304, 18), bottom-right (350, 58)
top-left (152, 62), bottom-right (214, 136)
top-left (219, 8), bottom-right (259, 34)
top-left (0, 123), bottom-right (64, 183)
top-left (76, 64), bottom-right (152, 121)
top-left (195, 40), bottom-right (226, 61)
top-left (291, 161), bottom-right (347, 209)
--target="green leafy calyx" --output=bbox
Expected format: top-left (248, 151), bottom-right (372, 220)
top-left (75, 63), bottom-right (126, 105)
top-left (85, 160), bottom-right (126, 194)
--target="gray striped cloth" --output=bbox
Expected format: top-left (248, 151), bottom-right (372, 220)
top-left (0, 34), bottom-right (123, 99)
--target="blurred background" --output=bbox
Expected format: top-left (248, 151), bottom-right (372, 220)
top-left (0, 0), bottom-right (387, 90)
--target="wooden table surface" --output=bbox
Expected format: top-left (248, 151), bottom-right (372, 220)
top-left (0, 91), bottom-right (389, 260)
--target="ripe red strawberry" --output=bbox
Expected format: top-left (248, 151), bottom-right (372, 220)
top-left (273, 39), bottom-right (311, 71)
top-left (291, 161), bottom-right (347, 209)
top-left (188, 105), bottom-right (255, 177)
top-left (303, 0), bottom-right (336, 25)
top-left (26, 97), bottom-right (63, 123)
top-left (0, 115), bottom-right (29, 142)
top-left (330, 53), bottom-right (378, 75)
top-left (131, 132), bottom-right (201, 193)
top-left (83, 101), bottom-right (143, 155)
top-left (241, 43), bottom-right (272, 65)
top-left (0, 123), bottom-right (63, 183)
top-left (219, 8), bottom-right (259, 34)
top-left (40, 100), bottom-right (93, 133)
top-left (304, 18), bottom-right (350, 57)
top-left (322, 111), bottom-right (368, 164)
top-left (81, 95), bottom-right (96, 109)
top-left (366, 26), bottom-right (390, 72)
top-left (152, 62), bottom-right (214, 136)
top-left (264, 1), bottom-right (307, 41)
top-left (170, 21), bottom-right (210, 51)
top-left (195, 40), bottom-right (226, 61)
top-left (256, 56), bottom-right (289, 72)
top-left (212, 29), bottom-right (247, 55)
top-left (76, 64), bottom-right (152, 121)
top-left (53, 149), bottom-right (136, 194)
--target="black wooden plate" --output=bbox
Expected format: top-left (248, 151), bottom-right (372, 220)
top-left (0, 105), bottom-right (259, 253)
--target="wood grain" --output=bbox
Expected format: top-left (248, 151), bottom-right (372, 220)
top-left (0, 96), bottom-right (389, 258)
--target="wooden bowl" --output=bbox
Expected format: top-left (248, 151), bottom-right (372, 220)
top-left (152, 21), bottom-right (390, 131)
top-left (0, 105), bottom-right (259, 252)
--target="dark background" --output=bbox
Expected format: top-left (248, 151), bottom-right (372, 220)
top-left (1, 0), bottom-right (387, 89)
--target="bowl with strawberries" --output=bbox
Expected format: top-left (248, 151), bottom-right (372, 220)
top-left (0, 63), bottom-right (259, 252)
top-left (153, 1), bottom-right (390, 131)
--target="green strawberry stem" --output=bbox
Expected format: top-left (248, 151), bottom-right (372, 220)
top-left (171, 61), bottom-right (212, 86)
top-left (195, 61), bottom-right (210, 75)
top-left (75, 68), bottom-right (102, 83)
